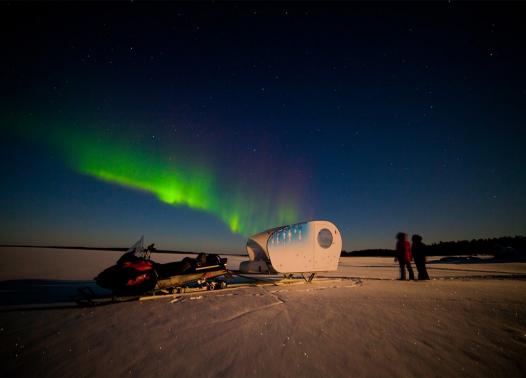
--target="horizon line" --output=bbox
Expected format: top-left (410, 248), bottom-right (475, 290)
top-left (0, 244), bottom-right (247, 257)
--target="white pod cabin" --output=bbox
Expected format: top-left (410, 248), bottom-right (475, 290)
top-left (239, 220), bottom-right (342, 274)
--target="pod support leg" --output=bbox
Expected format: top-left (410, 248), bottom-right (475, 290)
top-left (301, 273), bottom-right (316, 283)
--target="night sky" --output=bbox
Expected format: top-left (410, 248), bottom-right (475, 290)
top-left (1, 2), bottom-right (525, 253)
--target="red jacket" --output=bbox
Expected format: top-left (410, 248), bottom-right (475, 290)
top-left (396, 240), bottom-right (412, 262)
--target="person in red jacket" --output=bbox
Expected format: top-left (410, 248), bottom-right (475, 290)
top-left (395, 232), bottom-right (414, 280)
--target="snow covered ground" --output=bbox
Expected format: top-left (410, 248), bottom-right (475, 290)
top-left (1, 247), bottom-right (525, 377)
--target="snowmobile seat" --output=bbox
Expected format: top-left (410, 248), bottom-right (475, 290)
top-left (155, 258), bottom-right (195, 279)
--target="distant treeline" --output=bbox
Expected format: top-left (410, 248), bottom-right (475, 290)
top-left (342, 236), bottom-right (526, 258)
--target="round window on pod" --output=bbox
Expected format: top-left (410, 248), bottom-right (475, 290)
top-left (317, 228), bottom-right (333, 249)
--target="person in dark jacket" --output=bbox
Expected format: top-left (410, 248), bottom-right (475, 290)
top-left (411, 234), bottom-right (430, 280)
top-left (395, 232), bottom-right (414, 280)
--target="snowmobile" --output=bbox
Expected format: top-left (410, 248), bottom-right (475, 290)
top-left (95, 237), bottom-right (231, 295)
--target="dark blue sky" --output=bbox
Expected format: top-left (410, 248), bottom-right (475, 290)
top-left (1, 2), bottom-right (525, 252)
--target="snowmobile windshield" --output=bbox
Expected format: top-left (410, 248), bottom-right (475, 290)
top-left (125, 236), bottom-right (149, 259)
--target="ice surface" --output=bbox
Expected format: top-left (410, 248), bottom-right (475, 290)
top-left (0, 247), bottom-right (525, 377)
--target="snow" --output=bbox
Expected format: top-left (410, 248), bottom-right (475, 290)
top-left (0, 247), bottom-right (525, 377)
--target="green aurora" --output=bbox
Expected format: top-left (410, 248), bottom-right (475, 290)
top-left (39, 124), bottom-right (300, 236)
